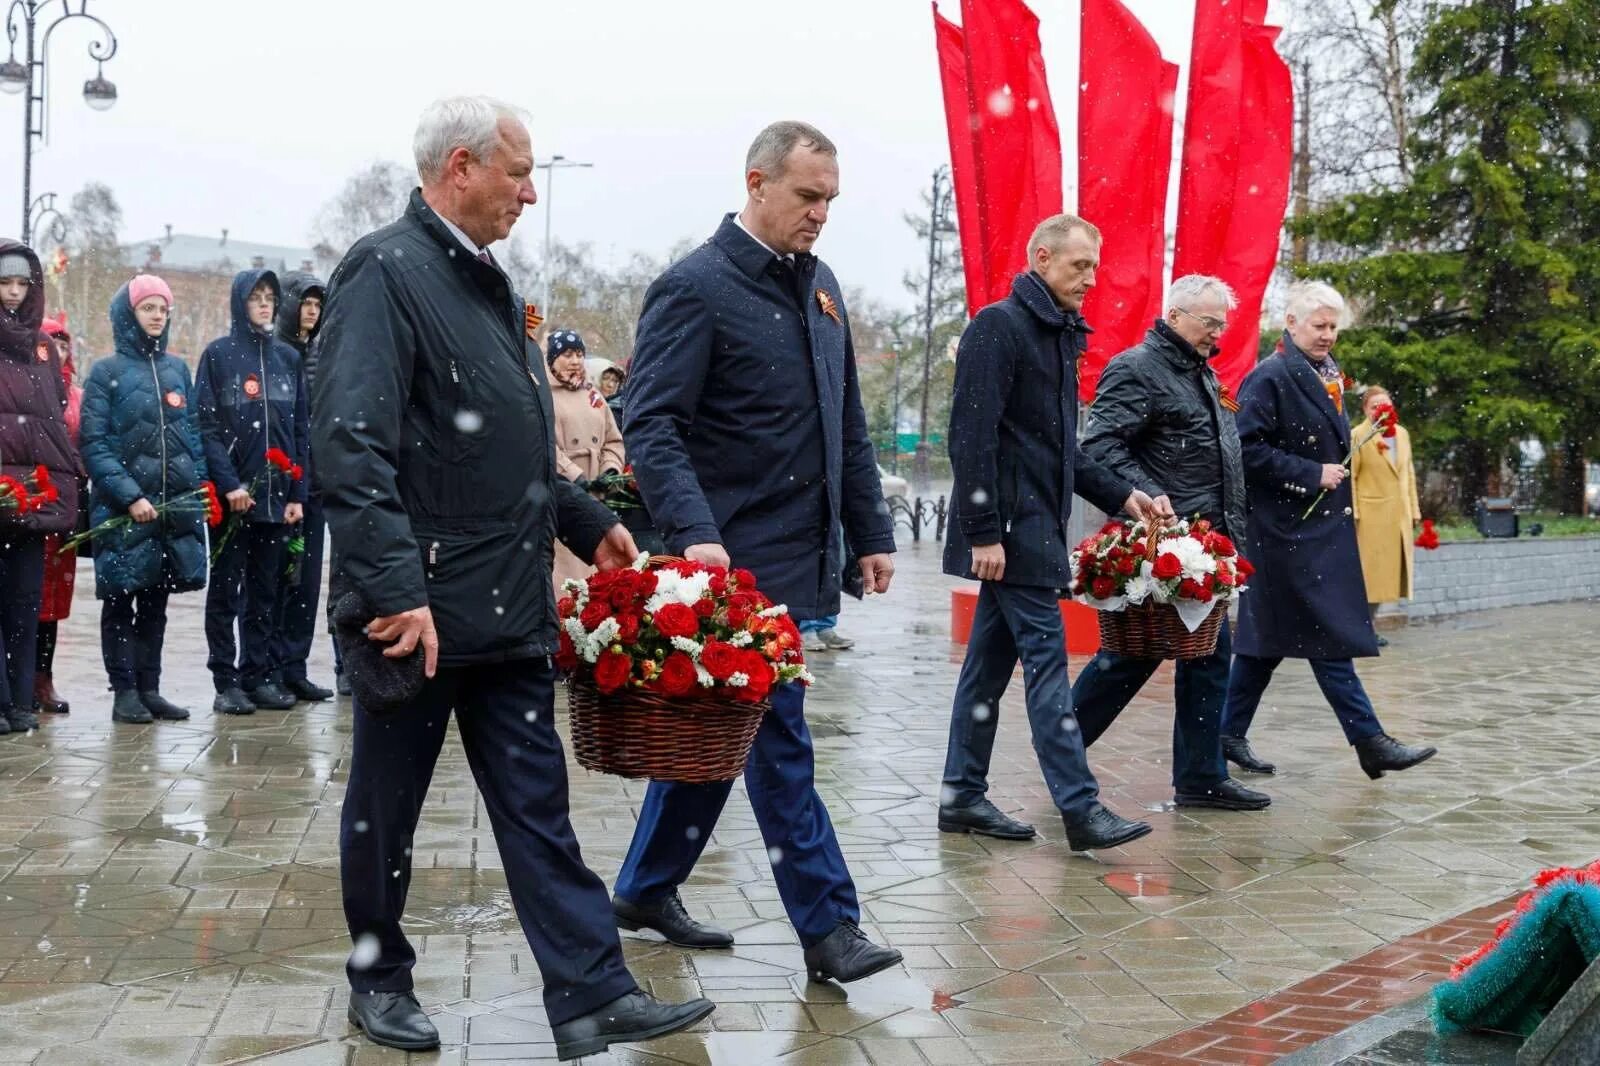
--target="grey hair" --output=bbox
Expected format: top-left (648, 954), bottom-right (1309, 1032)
top-left (1167, 274), bottom-right (1237, 312)
top-left (746, 121), bottom-right (837, 178)
top-left (1027, 214), bottom-right (1101, 259)
top-left (1285, 279), bottom-right (1346, 323)
top-left (414, 96), bottom-right (529, 183)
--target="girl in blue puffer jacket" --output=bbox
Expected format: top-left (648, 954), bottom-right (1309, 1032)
top-left (79, 275), bottom-right (207, 724)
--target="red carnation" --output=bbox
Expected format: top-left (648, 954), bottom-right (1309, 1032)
top-left (652, 602), bottom-right (699, 639)
top-left (617, 611), bottom-right (641, 644)
top-left (579, 599), bottom-right (612, 631)
top-left (732, 568), bottom-right (757, 589)
top-left (654, 652), bottom-right (698, 697)
top-left (700, 640), bottom-right (740, 681)
top-left (635, 571), bottom-right (658, 596)
top-left (593, 649), bottom-right (633, 694)
top-left (1116, 556), bottom-right (1137, 577)
top-left (709, 573), bottom-right (728, 596)
top-left (557, 596), bottom-right (577, 618)
top-left (1152, 553), bottom-right (1182, 580)
top-left (1090, 576), bottom-right (1116, 600)
top-left (555, 629), bottom-right (578, 671)
top-left (1236, 557), bottom-right (1256, 578)
top-left (265, 447), bottom-right (293, 472)
top-left (289, 464), bottom-right (304, 481)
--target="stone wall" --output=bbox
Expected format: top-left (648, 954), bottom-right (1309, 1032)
top-left (1399, 536), bottom-right (1600, 619)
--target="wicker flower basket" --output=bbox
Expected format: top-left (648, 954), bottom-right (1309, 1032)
top-left (1098, 601), bottom-right (1227, 660)
top-left (567, 680), bottom-right (767, 783)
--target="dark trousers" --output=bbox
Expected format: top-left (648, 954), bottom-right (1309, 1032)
top-left (340, 657), bottom-right (635, 1025)
top-left (276, 495), bottom-right (325, 683)
top-left (35, 619), bottom-right (56, 674)
top-left (101, 588), bottom-right (171, 693)
top-left (1071, 619), bottom-right (1231, 793)
top-left (1221, 653), bottom-right (1385, 745)
top-left (941, 582), bottom-right (1099, 821)
top-left (614, 683), bottom-right (858, 947)
top-left (0, 534), bottom-right (44, 713)
top-left (205, 521), bottom-right (287, 691)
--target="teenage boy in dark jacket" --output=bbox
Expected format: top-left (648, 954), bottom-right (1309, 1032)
top-left (196, 268), bottom-right (308, 714)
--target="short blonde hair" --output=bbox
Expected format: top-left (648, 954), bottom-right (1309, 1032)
top-left (1027, 214), bottom-right (1101, 259)
top-left (1285, 280), bottom-right (1346, 323)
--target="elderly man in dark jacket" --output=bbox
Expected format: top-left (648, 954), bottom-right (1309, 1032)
top-left (312, 96), bottom-right (711, 1059)
top-left (615, 121), bottom-right (903, 985)
top-left (1219, 281), bottom-right (1436, 780)
top-left (938, 214), bottom-right (1160, 853)
top-left (1070, 275), bottom-right (1269, 812)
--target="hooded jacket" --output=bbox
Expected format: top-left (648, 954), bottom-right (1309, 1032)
top-left (79, 284), bottom-right (209, 596)
top-left (275, 270), bottom-right (326, 391)
top-left (0, 239), bottom-right (80, 534)
top-left (194, 268), bottom-right (309, 522)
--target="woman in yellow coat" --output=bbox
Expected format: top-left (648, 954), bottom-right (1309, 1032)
top-left (1351, 387), bottom-right (1421, 644)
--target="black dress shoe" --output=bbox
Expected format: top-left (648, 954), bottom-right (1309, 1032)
top-left (5, 704), bottom-right (40, 732)
top-left (284, 676), bottom-right (335, 702)
top-left (938, 798), bottom-right (1037, 840)
top-left (1175, 777), bottom-right (1272, 811)
top-left (1062, 803), bottom-right (1153, 851)
top-left (1222, 734), bottom-right (1277, 775)
top-left (552, 989), bottom-right (714, 1061)
top-left (246, 682), bottom-right (297, 710)
top-left (140, 691), bottom-right (191, 721)
top-left (347, 990), bottom-right (439, 1051)
top-left (1355, 733), bottom-right (1437, 780)
top-left (336, 671), bottom-right (353, 697)
top-left (112, 689), bottom-right (153, 724)
top-left (803, 920), bottom-right (903, 983)
top-left (614, 891), bottom-right (734, 948)
top-left (213, 687), bottom-right (256, 715)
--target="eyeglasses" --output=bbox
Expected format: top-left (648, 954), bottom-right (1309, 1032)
top-left (1174, 307), bottom-right (1228, 332)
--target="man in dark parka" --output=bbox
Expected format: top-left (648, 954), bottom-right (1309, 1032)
top-left (615, 121), bottom-right (903, 986)
top-left (1219, 280), bottom-right (1436, 780)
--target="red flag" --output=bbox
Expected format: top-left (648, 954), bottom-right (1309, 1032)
top-left (1077, 0), bottom-right (1178, 401)
top-left (960, 0), bottom-right (1063, 310)
top-left (1172, 0), bottom-right (1293, 391)
top-left (932, 4), bottom-right (987, 318)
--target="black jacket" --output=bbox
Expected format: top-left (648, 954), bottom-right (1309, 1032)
top-left (313, 190), bottom-right (618, 665)
top-left (0, 238), bottom-right (79, 534)
top-left (1081, 321), bottom-right (1246, 537)
top-left (944, 272), bottom-right (1132, 588)
top-left (275, 270), bottom-right (325, 392)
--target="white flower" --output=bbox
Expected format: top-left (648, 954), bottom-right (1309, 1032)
top-left (561, 578), bottom-right (587, 599)
top-left (727, 672), bottom-right (750, 688)
top-left (757, 604), bottom-right (788, 619)
top-left (1123, 564), bottom-right (1155, 606)
top-left (1158, 535), bottom-right (1217, 580)
top-left (631, 553), bottom-right (650, 571)
top-left (729, 631), bottom-right (754, 648)
top-left (670, 636), bottom-right (703, 659)
top-left (695, 664), bottom-right (715, 687)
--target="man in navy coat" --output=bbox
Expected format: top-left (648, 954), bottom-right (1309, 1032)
top-left (1219, 281), bottom-right (1437, 780)
top-left (616, 121), bottom-right (902, 984)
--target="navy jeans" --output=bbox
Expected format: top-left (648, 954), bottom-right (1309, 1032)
top-left (941, 582), bottom-right (1100, 821)
top-left (205, 521), bottom-right (288, 691)
top-left (1072, 618), bottom-right (1231, 793)
top-left (1221, 653), bottom-right (1385, 745)
top-left (101, 588), bottom-right (171, 693)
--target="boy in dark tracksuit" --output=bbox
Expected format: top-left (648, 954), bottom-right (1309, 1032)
top-left (196, 269), bottom-right (309, 713)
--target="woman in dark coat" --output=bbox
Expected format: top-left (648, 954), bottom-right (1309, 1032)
top-left (0, 239), bottom-right (80, 735)
top-left (79, 276), bottom-right (207, 724)
top-left (1218, 281), bottom-right (1435, 779)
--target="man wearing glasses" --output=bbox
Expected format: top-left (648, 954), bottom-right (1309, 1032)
top-left (1070, 275), bottom-right (1272, 813)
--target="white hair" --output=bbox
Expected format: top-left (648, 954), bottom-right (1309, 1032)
top-left (1285, 280), bottom-right (1346, 323)
top-left (1167, 274), bottom-right (1237, 312)
top-left (413, 96), bottom-right (529, 184)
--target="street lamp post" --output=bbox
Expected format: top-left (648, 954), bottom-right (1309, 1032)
top-left (2, 0), bottom-right (119, 246)
top-left (534, 154), bottom-right (592, 321)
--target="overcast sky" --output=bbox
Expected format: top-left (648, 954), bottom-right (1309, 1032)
top-left (4, 0), bottom-right (1286, 310)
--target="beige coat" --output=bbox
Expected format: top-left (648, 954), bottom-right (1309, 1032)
top-left (550, 381), bottom-right (625, 590)
top-left (1351, 420), bottom-right (1421, 603)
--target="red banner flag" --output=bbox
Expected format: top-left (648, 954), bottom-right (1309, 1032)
top-left (959, 0), bottom-right (1064, 311)
top-left (1077, 0), bottom-right (1178, 401)
top-left (1173, 0), bottom-right (1293, 391)
top-left (932, 4), bottom-right (987, 319)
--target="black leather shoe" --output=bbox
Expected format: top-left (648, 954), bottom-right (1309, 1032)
top-left (1222, 734), bottom-right (1277, 775)
top-left (347, 990), bottom-right (439, 1051)
top-left (140, 691), bottom-right (191, 721)
top-left (1062, 804), bottom-right (1153, 851)
top-left (284, 676), bottom-right (335, 702)
top-left (803, 920), bottom-right (903, 984)
top-left (1175, 777), bottom-right (1272, 811)
top-left (112, 689), bottom-right (153, 724)
top-left (336, 671), bottom-right (353, 697)
top-left (552, 989), bottom-right (714, 1061)
top-left (1355, 733), bottom-right (1437, 780)
top-left (614, 891), bottom-right (734, 948)
top-left (938, 798), bottom-right (1037, 840)
top-left (213, 687), bottom-right (256, 715)
top-left (246, 682), bottom-right (297, 710)
top-left (5, 705), bottom-right (39, 732)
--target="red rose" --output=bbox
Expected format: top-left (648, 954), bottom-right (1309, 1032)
top-left (579, 599), bottom-right (612, 630)
top-left (652, 602), bottom-right (699, 639)
top-left (1152, 553), bottom-right (1182, 580)
top-left (654, 652), bottom-right (698, 697)
top-left (732, 568), bottom-right (757, 589)
top-left (1090, 576), bottom-right (1116, 599)
top-left (736, 652), bottom-right (772, 702)
top-left (616, 611), bottom-right (641, 644)
top-left (693, 597), bottom-right (715, 618)
top-left (593, 649), bottom-right (633, 694)
top-left (557, 596), bottom-right (577, 619)
top-left (608, 579), bottom-right (638, 611)
top-left (727, 606), bottom-right (751, 628)
top-left (1236, 557), bottom-right (1256, 578)
top-left (1178, 578), bottom-right (1201, 599)
top-left (1203, 532), bottom-right (1236, 557)
top-left (700, 640), bottom-right (740, 680)
top-left (635, 571), bottom-right (658, 596)
top-left (1116, 556), bottom-right (1137, 577)
top-left (1192, 519), bottom-right (1212, 535)
top-left (555, 629), bottom-right (578, 671)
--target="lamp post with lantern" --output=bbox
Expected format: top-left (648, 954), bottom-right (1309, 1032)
top-left (2, 0), bottom-right (119, 246)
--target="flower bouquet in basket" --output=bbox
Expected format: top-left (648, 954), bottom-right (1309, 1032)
top-left (1069, 518), bottom-right (1254, 659)
top-left (555, 555), bottom-right (812, 783)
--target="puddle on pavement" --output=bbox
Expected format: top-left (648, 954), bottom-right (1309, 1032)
top-left (796, 971), bottom-right (963, 1014)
